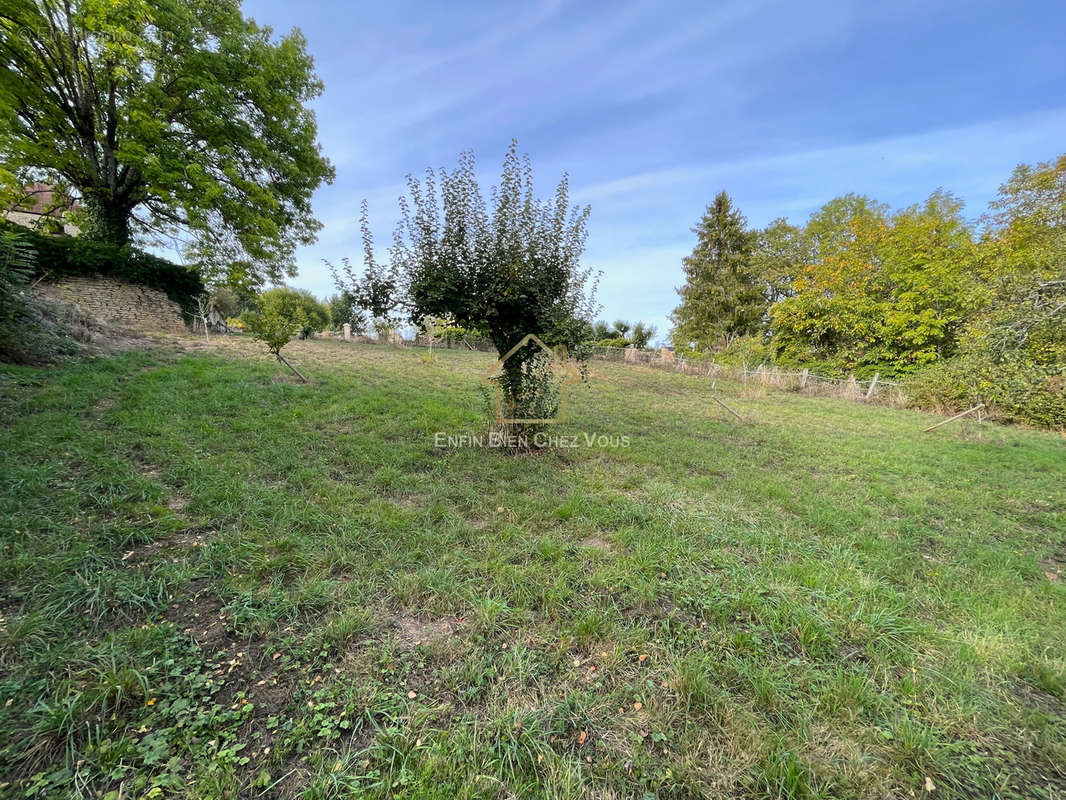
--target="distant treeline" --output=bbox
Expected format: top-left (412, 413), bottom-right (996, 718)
top-left (671, 154), bottom-right (1066, 429)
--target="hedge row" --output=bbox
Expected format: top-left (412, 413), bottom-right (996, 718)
top-left (1, 220), bottom-right (204, 312)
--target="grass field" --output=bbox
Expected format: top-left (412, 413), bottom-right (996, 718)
top-left (1, 337), bottom-right (1064, 799)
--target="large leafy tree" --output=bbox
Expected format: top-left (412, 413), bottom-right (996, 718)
top-left (770, 192), bottom-right (978, 374)
top-left (751, 217), bottom-right (810, 306)
top-left (908, 155), bottom-right (1066, 430)
top-left (969, 155), bottom-right (1065, 383)
top-left (981, 153), bottom-right (1066, 333)
top-left (671, 191), bottom-right (762, 351)
top-left (0, 0), bottom-right (334, 287)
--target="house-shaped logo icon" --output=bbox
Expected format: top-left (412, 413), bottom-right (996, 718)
top-left (481, 333), bottom-right (582, 424)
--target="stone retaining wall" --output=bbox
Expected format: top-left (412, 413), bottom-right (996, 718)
top-left (33, 275), bottom-right (188, 334)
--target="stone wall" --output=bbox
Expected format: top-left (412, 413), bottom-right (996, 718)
top-left (33, 275), bottom-right (188, 334)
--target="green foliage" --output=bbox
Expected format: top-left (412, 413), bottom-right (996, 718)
top-left (0, 219), bottom-right (203, 312)
top-left (671, 191), bottom-right (764, 351)
top-left (208, 285), bottom-right (257, 319)
top-left (241, 287), bottom-right (325, 355)
top-left (769, 192), bottom-right (979, 376)
top-left (986, 153), bottom-right (1066, 275)
top-left (0, 0), bottom-right (334, 286)
top-left (0, 228), bottom-right (49, 362)
top-left (974, 153), bottom-right (1066, 367)
top-left (907, 351), bottom-right (1066, 431)
top-left (0, 227), bottom-right (34, 326)
top-left (670, 154), bottom-right (1065, 427)
top-left (712, 334), bottom-right (777, 368)
top-left (1, 180), bottom-right (79, 234)
top-left (397, 142), bottom-right (598, 351)
top-left (388, 140), bottom-right (598, 422)
top-left (291, 289), bottom-right (329, 339)
top-left (479, 347), bottom-right (564, 429)
top-left (590, 319), bottom-right (657, 349)
top-left (325, 201), bottom-right (405, 336)
top-left (2, 343), bottom-right (1065, 797)
top-left (906, 155), bottom-right (1066, 429)
top-left (631, 322), bottom-right (657, 349)
top-left (327, 291), bottom-right (363, 331)
top-left (0, 224), bottom-right (191, 365)
top-left (751, 217), bottom-right (809, 304)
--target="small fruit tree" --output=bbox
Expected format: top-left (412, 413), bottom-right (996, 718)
top-left (388, 141), bottom-right (599, 427)
top-left (241, 288), bottom-right (318, 381)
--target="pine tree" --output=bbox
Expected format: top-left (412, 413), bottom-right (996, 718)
top-left (671, 192), bottom-right (762, 351)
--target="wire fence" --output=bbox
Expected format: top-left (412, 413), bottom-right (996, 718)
top-left (587, 346), bottom-right (908, 406)
top-left (322, 333), bottom-right (908, 406)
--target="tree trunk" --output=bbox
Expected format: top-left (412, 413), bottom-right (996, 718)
top-left (83, 193), bottom-right (132, 246)
top-left (500, 359), bottom-right (525, 420)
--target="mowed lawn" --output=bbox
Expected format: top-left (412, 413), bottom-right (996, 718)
top-left (1, 338), bottom-right (1064, 800)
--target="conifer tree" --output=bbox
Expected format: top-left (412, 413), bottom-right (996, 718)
top-left (671, 191), bottom-right (761, 351)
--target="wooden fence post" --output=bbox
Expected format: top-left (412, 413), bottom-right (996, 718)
top-left (800, 368), bottom-right (808, 389)
top-left (866, 372), bottom-right (879, 399)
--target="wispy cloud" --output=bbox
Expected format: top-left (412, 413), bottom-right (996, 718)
top-left (237, 0), bottom-right (1066, 342)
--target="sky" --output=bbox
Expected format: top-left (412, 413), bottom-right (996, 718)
top-left (241, 0), bottom-right (1066, 343)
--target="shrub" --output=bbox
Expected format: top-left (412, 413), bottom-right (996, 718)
top-left (242, 289), bottom-right (307, 355)
top-left (481, 349), bottom-right (563, 427)
top-left (288, 289), bottom-right (329, 339)
top-left (0, 229), bottom-right (34, 328)
top-left (392, 142), bottom-right (598, 437)
top-left (907, 353), bottom-right (1066, 431)
top-left (713, 335), bottom-right (776, 368)
top-left (241, 288), bottom-right (321, 382)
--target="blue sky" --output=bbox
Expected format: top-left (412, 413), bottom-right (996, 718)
top-left (243, 0), bottom-right (1066, 342)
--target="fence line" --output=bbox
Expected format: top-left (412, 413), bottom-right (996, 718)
top-left (323, 334), bottom-right (908, 406)
top-left (586, 346), bottom-right (908, 405)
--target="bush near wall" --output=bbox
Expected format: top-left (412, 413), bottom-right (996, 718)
top-left (0, 220), bottom-right (203, 312)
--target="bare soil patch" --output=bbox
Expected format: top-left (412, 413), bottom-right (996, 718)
top-left (162, 578), bottom-right (230, 649)
top-left (392, 614), bottom-right (456, 647)
top-left (166, 495), bottom-right (189, 513)
top-left (1042, 549), bottom-right (1065, 581)
top-left (122, 528), bottom-right (208, 566)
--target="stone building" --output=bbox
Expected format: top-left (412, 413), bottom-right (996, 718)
top-left (3, 182), bottom-right (80, 235)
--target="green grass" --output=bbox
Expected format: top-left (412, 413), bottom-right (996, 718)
top-left (1, 337), bottom-right (1064, 799)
